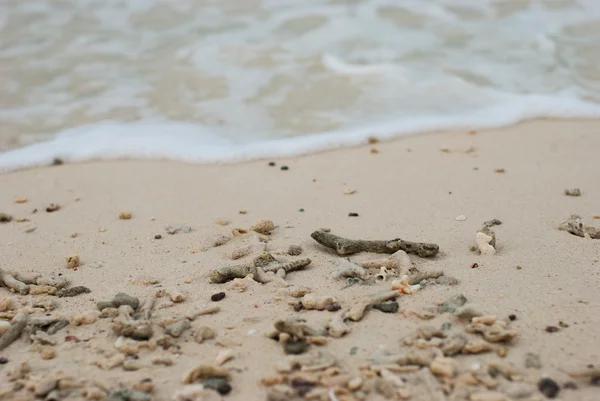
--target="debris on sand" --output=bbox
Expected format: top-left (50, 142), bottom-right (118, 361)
top-left (209, 252), bottom-right (311, 284)
top-left (119, 211), bottom-right (133, 220)
top-left (46, 203), bottom-right (60, 212)
top-left (311, 231), bottom-right (439, 257)
top-left (483, 218), bottom-right (502, 227)
top-left (0, 311), bottom-right (28, 350)
top-left (66, 255), bottom-right (81, 269)
top-left (0, 213), bottom-right (12, 223)
top-left (345, 290), bottom-right (400, 321)
top-left (287, 245), bottom-right (303, 256)
top-left (564, 188), bottom-right (581, 197)
top-left (166, 225), bottom-right (192, 235)
top-left (476, 226), bottom-right (496, 255)
top-left (251, 219), bottom-right (275, 235)
top-left (559, 215), bottom-right (599, 239)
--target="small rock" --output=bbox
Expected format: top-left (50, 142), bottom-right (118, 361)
top-left (202, 377), bottom-right (232, 395)
top-left (280, 166), bottom-right (289, 171)
top-left (119, 211), bottom-right (133, 220)
top-left (483, 219), bottom-right (502, 227)
top-left (165, 320), bottom-right (191, 338)
top-left (438, 294), bottom-right (468, 313)
top-left (154, 234), bottom-right (162, 239)
top-left (40, 346), bottom-right (56, 360)
top-left (0, 357), bottom-right (8, 364)
top-left (287, 245), bottom-right (303, 256)
top-left (57, 286), bottom-right (91, 297)
top-left (455, 215), bottom-right (467, 221)
top-left (251, 220), bottom-right (275, 235)
top-left (166, 225), bottom-right (192, 235)
top-left (214, 349), bottom-right (234, 365)
top-left (344, 187), bottom-right (357, 195)
top-left (195, 326), bottom-right (216, 344)
top-left (0, 213), bottom-right (12, 223)
top-left (538, 378), bottom-right (560, 398)
top-left (46, 203), bottom-right (60, 213)
top-left (545, 326), bottom-right (560, 333)
top-left (106, 388), bottom-right (151, 401)
top-left (348, 212), bottom-right (359, 217)
top-left (211, 292), bottom-right (226, 302)
top-left (14, 197), bottom-right (28, 204)
top-left (564, 188), bottom-right (581, 197)
top-left (525, 353), bottom-right (541, 369)
top-left (373, 301), bottom-right (399, 313)
top-left (35, 378), bottom-right (58, 397)
top-left (284, 339), bottom-right (309, 355)
top-left (66, 255), bottom-right (81, 269)
top-left (112, 293), bottom-right (141, 310)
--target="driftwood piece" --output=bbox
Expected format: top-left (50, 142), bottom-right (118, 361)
top-left (0, 311), bottom-right (28, 350)
top-left (310, 231), bottom-right (439, 257)
top-left (209, 252), bottom-right (311, 284)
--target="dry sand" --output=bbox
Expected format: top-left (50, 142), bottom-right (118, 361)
top-left (0, 120), bottom-right (599, 401)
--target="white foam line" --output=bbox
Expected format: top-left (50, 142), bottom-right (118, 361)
top-left (1, 94), bottom-right (600, 173)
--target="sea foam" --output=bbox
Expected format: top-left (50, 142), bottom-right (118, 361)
top-left (1, 0), bottom-right (599, 171)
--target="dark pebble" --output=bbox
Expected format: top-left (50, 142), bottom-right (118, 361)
top-left (563, 381), bottom-right (578, 390)
top-left (538, 378), bottom-right (560, 398)
top-left (0, 357), bottom-right (8, 364)
top-left (373, 301), bottom-right (399, 313)
top-left (268, 162), bottom-right (276, 166)
top-left (154, 234), bottom-right (162, 239)
top-left (280, 166), bottom-right (289, 170)
top-left (284, 339), bottom-right (309, 355)
top-left (211, 292), bottom-right (226, 302)
top-left (558, 321), bottom-right (569, 328)
top-left (293, 303), bottom-right (303, 312)
top-left (346, 277), bottom-right (362, 287)
top-left (298, 208), bottom-right (304, 212)
top-left (326, 303), bottom-right (341, 312)
top-left (545, 326), bottom-right (560, 333)
top-left (592, 376), bottom-right (600, 387)
top-left (52, 157), bottom-right (64, 166)
top-left (291, 379), bottom-right (314, 397)
top-left (203, 377), bottom-right (232, 395)
top-left (509, 314), bottom-right (517, 321)
top-left (348, 212), bottom-right (359, 217)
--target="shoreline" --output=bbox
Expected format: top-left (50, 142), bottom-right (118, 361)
top-left (1, 119), bottom-right (599, 400)
top-left (2, 116), bottom-right (600, 174)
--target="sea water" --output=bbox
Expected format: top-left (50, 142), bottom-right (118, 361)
top-left (1, 0), bottom-right (600, 171)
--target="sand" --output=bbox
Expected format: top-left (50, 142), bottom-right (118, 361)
top-left (0, 119), bottom-right (599, 401)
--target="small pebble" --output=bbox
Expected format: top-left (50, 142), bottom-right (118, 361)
top-left (154, 235), bottom-right (162, 240)
top-left (455, 215), bottom-right (467, 221)
top-left (280, 166), bottom-right (289, 171)
top-left (284, 339), bottom-right (309, 355)
top-left (0, 357), bottom-right (8, 364)
top-left (564, 188), bottom-right (581, 197)
top-left (211, 292), bottom-right (226, 302)
top-left (495, 168), bottom-right (505, 173)
top-left (537, 378), bottom-right (560, 398)
top-left (545, 326), bottom-right (560, 333)
top-left (15, 197), bottom-right (28, 204)
top-left (326, 303), bottom-right (341, 312)
top-left (563, 381), bottom-right (578, 390)
top-left (46, 203), bottom-right (60, 213)
top-left (508, 314), bottom-right (517, 321)
top-left (119, 211), bottom-right (133, 220)
top-left (298, 208), bottom-right (304, 212)
top-left (287, 245), bottom-right (302, 256)
top-left (348, 212), bottom-right (359, 217)
top-left (202, 378), bottom-right (232, 395)
top-left (0, 213), bottom-right (12, 223)
top-left (373, 301), bottom-right (399, 313)
top-left (66, 255), bottom-right (80, 269)
top-left (268, 162), bottom-right (276, 166)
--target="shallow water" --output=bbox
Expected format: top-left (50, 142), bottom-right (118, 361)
top-left (1, 0), bottom-right (600, 170)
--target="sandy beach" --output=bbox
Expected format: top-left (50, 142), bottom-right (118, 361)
top-left (1, 119), bottom-right (599, 401)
